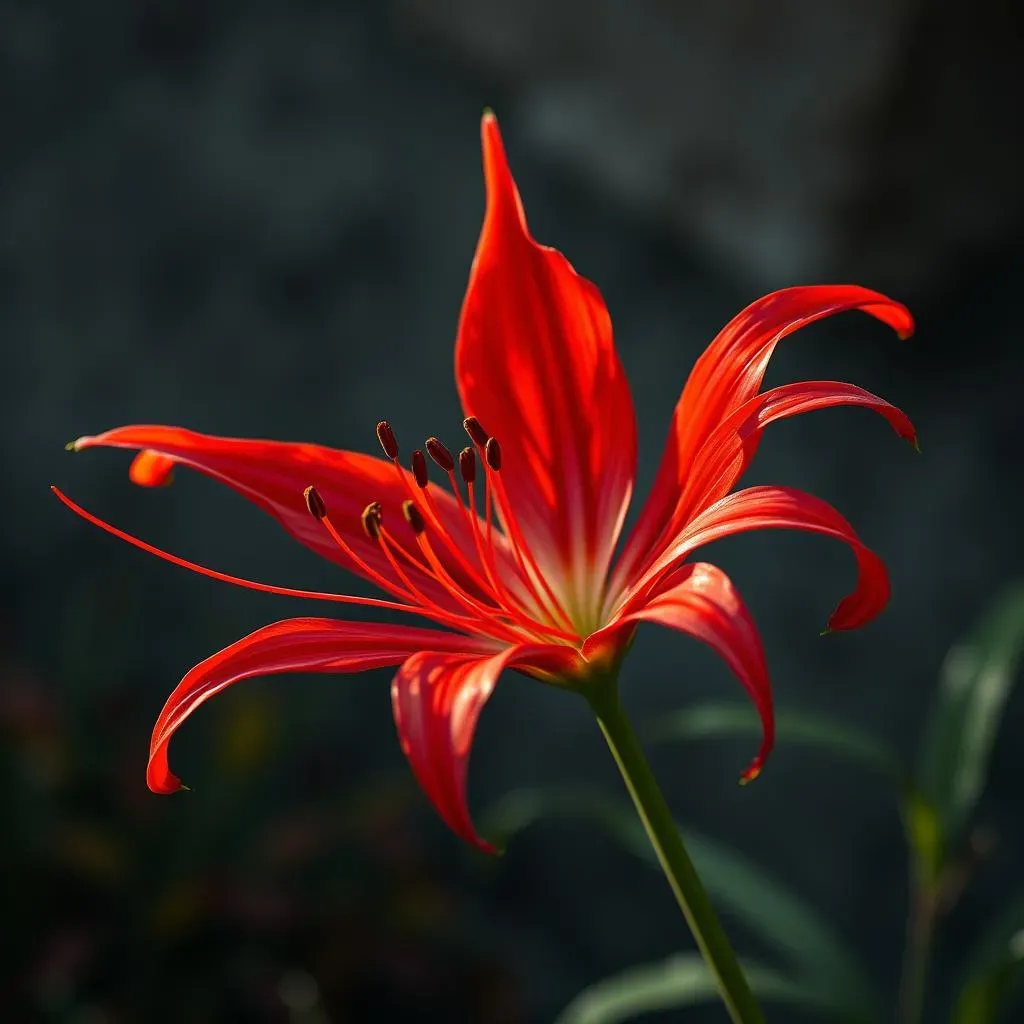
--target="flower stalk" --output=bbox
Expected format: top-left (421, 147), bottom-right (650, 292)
top-left (897, 884), bottom-right (936, 1024)
top-left (586, 674), bottom-right (766, 1024)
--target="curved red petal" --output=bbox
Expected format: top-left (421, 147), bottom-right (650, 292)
top-left (677, 380), bottom-right (917, 524)
top-left (129, 450), bottom-right (176, 487)
top-left (615, 286), bottom-right (912, 591)
top-left (621, 486), bottom-right (890, 632)
top-left (76, 425), bottom-right (505, 613)
top-left (585, 562), bottom-right (773, 781)
top-left (391, 642), bottom-right (581, 853)
top-left (148, 618), bottom-right (501, 794)
top-left (455, 113), bottom-right (637, 618)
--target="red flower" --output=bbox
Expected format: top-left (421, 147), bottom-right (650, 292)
top-left (56, 113), bottom-right (915, 853)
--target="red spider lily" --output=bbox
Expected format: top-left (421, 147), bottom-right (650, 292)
top-left (55, 113), bottom-right (915, 853)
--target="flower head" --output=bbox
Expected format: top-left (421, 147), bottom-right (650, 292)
top-left (56, 113), bottom-right (915, 852)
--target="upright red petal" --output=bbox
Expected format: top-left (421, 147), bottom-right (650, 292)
top-left (455, 113), bottom-right (637, 623)
top-left (391, 643), bottom-right (582, 852)
top-left (75, 426), bottom-right (508, 613)
top-left (619, 486), bottom-right (890, 632)
top-left (585, 563), bottom-right (773, 782)
top-left (148, 618), bottom-right (502, 794)
top-left (614, 286), bottom-right (913, 591)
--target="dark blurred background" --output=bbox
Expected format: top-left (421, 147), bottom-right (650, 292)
top-left (3, 1), bottom-right (1023, 1021)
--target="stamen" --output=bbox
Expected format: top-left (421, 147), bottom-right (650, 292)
top-left (310, 491), bottom-right (517, 641)
top-left (463, 416), bottom-right (489, 449)
top-left (382, 434), bottom-right (518, 617)
top-left (388, 433), bottom-right (577, 643)
top-left (413, 531), bottom-right (518, 626)
top-left (375, 515), bottom-right (517, 636)
top-left (361, 502), bottom-right (383, 541)
top-left (425, 437), bottom-right (454, 473)
top-left (459, 446), bottom-right (477, 485)
top-left (482, 448), bottom-right (575, 633)
top-left (53, 485), bottom-right (566, 645)
top-left (376, 421), bottom-right (399, 459)
top-left (402, 493), bottom-right (567, 642)
top-left (303, 485), bottom-right (327, 521)
top-left (310, 495), bottom-right (432, 611)
top-left (375, 518), bottom-right (533, 646)
top-left (374, 524), bottom-right (518, 641)
top-left (388, 436), bottom-right (501, 600)
top-left (402, 500), bottom-right (426, 534)
top-left (51, 486), bottom-right (429, 618)
top-left (484, 437), bottom-right (501, 471)
top-left (411, 450), bottom-right (428, 488)
top-left (464, 477), bottom-right (579, 644)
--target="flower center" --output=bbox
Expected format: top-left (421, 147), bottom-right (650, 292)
top-left (302, 418), bottom-right (581, 647)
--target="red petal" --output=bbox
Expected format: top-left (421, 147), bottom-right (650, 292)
top-left (615, 286), bottom-right (912, 590)
top-left (585, 563), bottom-right (772, 782)
top-left (391, 642), bottom-right (582, 852)
top-left (455, 113), bottom-right (637, 618)
top-left (621, 486), bottom-right (890, 632)
top-left (75, 425), bottom-right (502, 613)
top-left (148, 618), bottom-right (501, 794)
top-left (129, 450), bottom-right (175, 487)
top-left (676, 380), bottom-right (917, 524)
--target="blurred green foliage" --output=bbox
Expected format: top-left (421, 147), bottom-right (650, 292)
top-left (552, 954), bottom-right (821, 1024)
top-left (488, 585), bottom-right (1024, 1022)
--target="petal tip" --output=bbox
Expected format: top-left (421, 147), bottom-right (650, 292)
top-left (478, 110), bottom-right (518, 220)
top-left (149, 777), bottom-right (187, 794)
top-left (738, 763), bottom-right (763, 786)
top-left (882, 300), bottom-right (914, 339)
top-left (129, 450), bottom-right (177, 488)
top-left (910, 434), bottom-right (921, 454)
top-left (480, 108), bottom-right (502, 151)
top-left (147, 757), bottom-right (186, 794)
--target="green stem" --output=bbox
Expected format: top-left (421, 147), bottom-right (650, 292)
top-left (586, 676), bottom-right (766, 1024)
top-left (896, 794), bottom-right (943, 1024)
top-left (897, 884), bottom-right (935, 1024)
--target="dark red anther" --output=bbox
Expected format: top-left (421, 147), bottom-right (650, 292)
top-left (411, 449), bottom-right (428, 488)
top-left (361, 501), bottom-right (383, 540)
top-left (484, 437), bottom-right (501, 471)
top-left (425, 437), bottom-right (455, 473)
top-left (459, 446), bottom-right (477, 484)
top-left (376, 421), bottom-right (399, 459)
top-left (463, 416), bottom-right (489, 449)
top-left (402, 500), bottom-right (426, 534)
top-left (303, 485), bottom-right (327, 520)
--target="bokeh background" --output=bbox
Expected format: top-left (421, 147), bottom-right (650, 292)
top-left (3, 1), bottom-right (1023, 1021)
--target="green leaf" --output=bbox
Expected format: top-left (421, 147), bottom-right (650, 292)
top-left (919, 585), bottom-right (1024, 844)
top-left (951, 893), bottom-right (1024, 1024)
top-left (648, 701), bottom-right (948, 893)
top-left (649, 702), bottom-right (904, 782)
top-left (554, 953), bottom-right (830, 1024)
top-left (481, 787), bottom-right (877, 1021)
top-left (684, 829), bottom-right (876, 1020)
